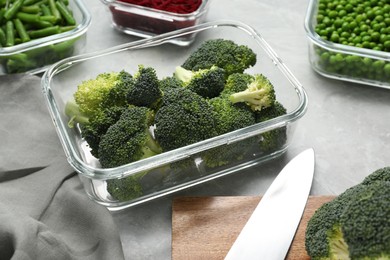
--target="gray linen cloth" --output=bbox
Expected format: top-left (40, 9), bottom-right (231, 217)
top-left (0, 74), bottom-right (125, 260)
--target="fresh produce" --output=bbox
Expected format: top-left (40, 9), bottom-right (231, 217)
top-left (313, 0), bottom-right (390, 83)
top-left (65, 39), bottom-right (288, 201)
top-left (305, 167), bottom-right (390, 259)
top-left (0, 0), bottom-right (79, 73)
top-left (117, 0), bottom-right (203, 14)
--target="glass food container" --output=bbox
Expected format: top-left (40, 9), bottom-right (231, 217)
top-left (41, 20), bottom-right (308, 210)
top-left (0, 0), bottom-right (91, 75)
top-left (99, 0), bottom-right (210, 46)
top-left (304, 0), bottom-right (390, 89)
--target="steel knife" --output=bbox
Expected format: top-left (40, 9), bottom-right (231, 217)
top-left (224, 148), bottom-right (315, 260)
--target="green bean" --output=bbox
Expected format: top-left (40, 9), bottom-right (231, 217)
top-left (0, 8), bottom-right (5, 24)
top-left (59, 24), bottom-right (74, 32)
top-left (0, 27), bottom-right (5, 46)
top-left (48, 0), bottom-right (60, 22)
top-left (23, 0), bottom-right (43, 6)
top-left (5, 20), bottom-right (14, 46)
top-left (55, 0), bottom-right (74, 25)
top-left (3, 0), bottom-right (25, 20)
top-left (13, 18), bottom-right (29, 42)
top-left (39, 14), bottom-right (56, 23)
top-left (16, 11), bottom-right (39, 23)
top-left (28, 25), bottom-right (59, 38)
top-left (40, 3), bottom-right (51, 15)
top-left (20, 5), bottom-right (41, 13)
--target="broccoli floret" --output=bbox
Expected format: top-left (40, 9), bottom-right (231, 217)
top-left (106, 174), bottom-right (144, 202)
top-left (201, 97), bottom-right (256, 168)
top-left (305, 184), bottom-right (363, 259)
top-left (305, 169), bottom-right (390, 260)
top-left (181, 39), bottom-right (256, 76)
top-left (361, 166), bottom-right (390, 185)
top-left (228, 73), bottom-right (276, 112)
top-left (154, 88), bottom-right (218, 151)
top-left (174, 65), bottom-right (226, 98)
top-left (98, 106), bottom-right (162, 168)
top-left (80, 106), bottom-right (125, 158)
top-left (73, 70), bottom-right (132, 120)
top-left (126, 65), bottom-right (162, 109)
top-left (209, 97), bottom-right (255, 135)
top-left (340, 181), bottom-right (390, 259)
top-left (101, 71), bottom-right (133, 109)
top-left (255, 101), bottom-right (288, 153)
top-left (221, 72), bottom-right (255, 96)
top-left (159, 76), bottom-right (183, 91)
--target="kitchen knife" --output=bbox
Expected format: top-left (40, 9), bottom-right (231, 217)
top-left (224, 148), bottom-right (315, 260)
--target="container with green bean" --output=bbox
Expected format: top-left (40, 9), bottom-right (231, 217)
top-left (304, 0), bottom-right (390, 88)
top-left (0, 0), bottom-right (90, 74)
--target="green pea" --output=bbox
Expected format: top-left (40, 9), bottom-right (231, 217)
top-left (384, 63), bottom-right (390, 76)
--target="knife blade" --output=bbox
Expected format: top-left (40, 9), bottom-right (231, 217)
top-left (224, 148), bottom-right (315, 260)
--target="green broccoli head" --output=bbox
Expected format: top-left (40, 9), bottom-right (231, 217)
top-left (229, 73), bottom-right (276, 112)
top-left (340, 181), bottom-right (390, 259)
top-left (209, 96), bottom-right (255, 135)
top-left (306, 168), bottom-right (390, 260)
top-left (126, 65), bottom-right (162, 109)
top-left (255, 101), bottom-right (288, 153)
top-left (106, 174), bottom-right (144, 202)
top-left (101, 70), bottom-right (133, 109)
top-left (305, 184), bottom-right (363, 259)
top-left (159, 76), bottom-right (183, 91)
top-left (181, 39), bottom-right (257, 76)
top-left (221, 72), bottom-right (255, 96)
top-left (98, 106), bottom-right (162, 168)
top-left (154, 88), bottom-right (218, 151)
top-left (174, 65), bottom-right (226, 98)
top-left (73, 70), bottom-right (132, 119)
top-left (201, 97), bottom-right (256, 168)
top-left (361, 166), bottom-right (390, 185)
top-left (80, 106), bottom-right (126, 158)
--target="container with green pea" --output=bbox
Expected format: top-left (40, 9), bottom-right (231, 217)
top-left (305, 0), bottom-right (390, 88)
top-left (0, 0), bottom-right (90, 74)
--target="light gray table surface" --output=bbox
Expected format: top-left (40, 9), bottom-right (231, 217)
top-left (53, 0), bottom-right (390, 259)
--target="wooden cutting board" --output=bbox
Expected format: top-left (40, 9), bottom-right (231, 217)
top-left (172, 195), bottom-right (335, 260)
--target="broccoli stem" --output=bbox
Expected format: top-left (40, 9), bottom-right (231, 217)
top-left (174, 66), bottom-right (193, 84)
top-left (144, 129), bottom-right (162, 154)
top-left (229, 87), bottom-right (269, 106)
top-left (65, 100), bottom-right (89, 128)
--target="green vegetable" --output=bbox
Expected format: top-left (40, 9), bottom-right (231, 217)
top-left (106, 174), bottom-right (144, 202)
top-left (98, 106), bottom-right (162, 168)
top-left (0, 0), bottom-right (78, 73)
top-left (255, 101), bottom-right (287, 153)
top-left (0, 27), bottom-right (6, 46)
top-left (313, 0), bottom-right (390, 83)
top-left (154, 88), bottom-right (218, 151)
top-left (55, 0), bottom-right (74, 25)
top-left (226, 73), bottom-right (276, 112)
top-left (305, 167), bottom-right (390, 259)
top-left (14, 18), bottom-right (30, 42)
top-left (5, 20), bottom-right (14, 46)
top-left (181, 38), bottom-right (257, 76)
top-left (80, 106), bottom-right (126, 158)
top-left (201, 97), bottom-right (256, 168)
top-left (64, 39), bottom-right (288, 202)
top-left (71, 71), bottom-right (133, 122)
top-left (3, 0), bottom-right (25, 20)
top-left (126, 65), bottom-right (162, 109)
top-left (174, 65), bottom-right (226, 99)
top-left (158, 76), bottom-right (182, 91)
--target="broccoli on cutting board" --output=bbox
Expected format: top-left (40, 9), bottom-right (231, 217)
top-left (305, 167), bottom-right (390, 260)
